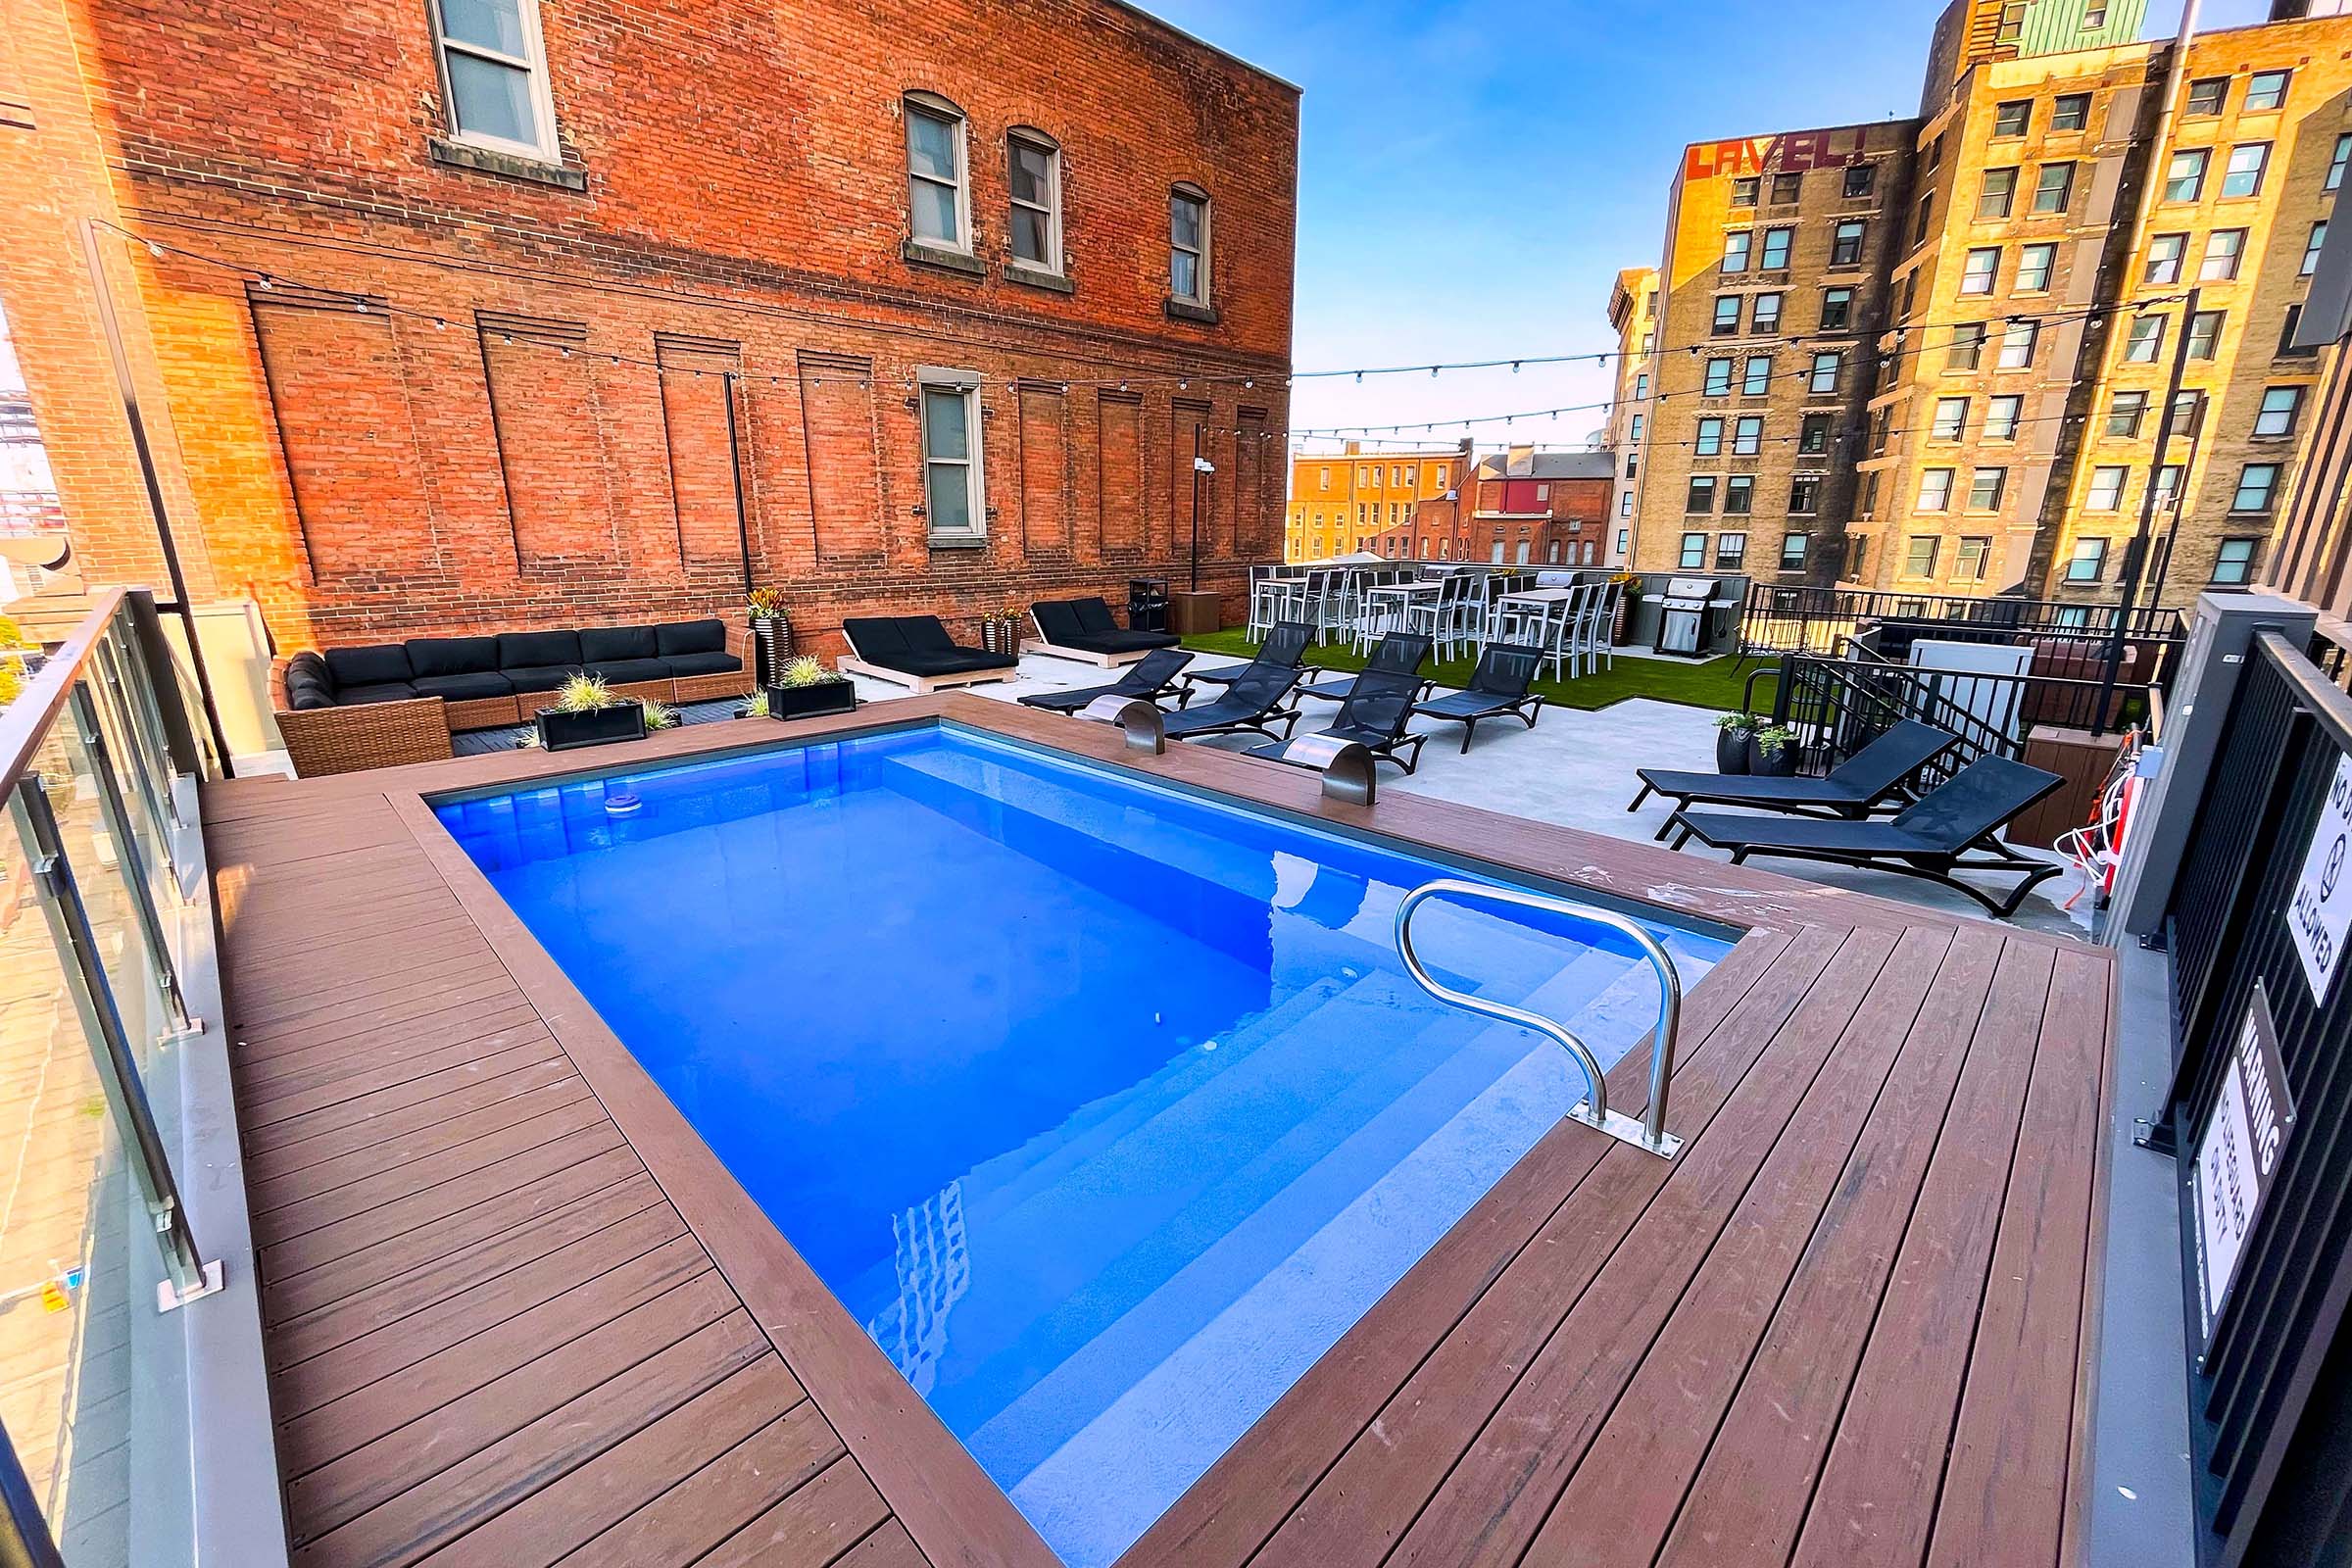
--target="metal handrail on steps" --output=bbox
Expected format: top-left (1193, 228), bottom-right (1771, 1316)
top-left (1395, 878), bottom-right (1684, 1158)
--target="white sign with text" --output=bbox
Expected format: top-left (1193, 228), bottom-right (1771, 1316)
top-left (2287, 752), bottom-right (2352, 1001)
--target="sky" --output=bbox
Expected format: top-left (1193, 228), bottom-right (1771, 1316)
top-left (1138, 0), bottom-right (2270, 455)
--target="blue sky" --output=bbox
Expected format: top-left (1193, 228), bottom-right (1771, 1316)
top-left (1140, 0), bottom-right (2268, 450)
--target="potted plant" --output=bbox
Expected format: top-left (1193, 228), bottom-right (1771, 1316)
top-left (767, 655), bottom-right (858, 720)
top-left (534, 673), bottom-right (649, 752)
top-left (748, 586), bottom-right (792, 688)
top-left (983, 605), bottom-right (1028, 657)
top-left (1748, 724), bottom-right (1799, 777)
top-left (1714, 710), bottom-right (1755, 774)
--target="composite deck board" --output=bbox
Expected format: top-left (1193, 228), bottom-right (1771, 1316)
top-left (206, 698), bottom-right (2114, 1568)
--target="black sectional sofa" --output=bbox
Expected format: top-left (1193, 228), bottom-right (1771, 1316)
top-left (275, 617), bottom-right (749, 776)
top-left (1026, 597), bottom-right (1184, 666)
top-left (838, 616), bottom-right (1018, 692)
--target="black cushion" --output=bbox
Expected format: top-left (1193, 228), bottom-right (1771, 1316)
top-left (336, 681), bottom-right (419, 707)
top-left (1073, 598), bottom-right (1119, 635)
top-left (412, 671), bottom-right (514, 702)
top-left (504, 664), bottom-right (583, 694)
top-left (843, 618), bottom-right (909, 659)
top-left (406, 636), bottom-right (500, 679)
top-left (887, 649), bottom-right (1018, 676)
top-left (588, 659), bottom-right (671, 686)
top-left (654, 618), bottom-right (728, 657)
top-left (581, 625), bottom-right (660, 662)
top-left (322, 643), bottom-right (413, 688)
top-left (663, 652), bottom-right (744, 678)
top-left (1033, 601), bottom-right (1087, 645)
top-left (1071, 629), bottom-right (1180, 655)
top-left (498, 629), bottom-right (582, 670)
top-left (900, 616), bottom-right (958, 654)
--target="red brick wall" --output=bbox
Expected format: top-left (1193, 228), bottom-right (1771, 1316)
top-left (0, 0), bottom-right (1298, 658)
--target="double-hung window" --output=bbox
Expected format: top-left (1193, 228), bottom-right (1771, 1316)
top-left (1713, 296), bottom-right (1742, 336)
top-left (1742, 355), bottom-right (1773, 395)
top-left (1703, 358), bottom-right (1734, 396)
top-left (918, 369), bottom-right (985, 541)
top-left (1979, 168), bottom-right (2018, 220)
top-left (1170, 185), bottom-right (1211, 304)
top-left (2066, 536), bottom-right (2109, 581)
top-left (2212, 538), bottom-right (2258, 585)
top-left (2017, 242), bottom-right (2055, 292)
top-left (2034, 163), bottom-right (2074, 214)
top-left (1694, 416), bottom-right (1724, 456)
top-left (1724, 230), bottom-right (1753, 271)
top-left (2145, 232), bottom-right (2186, 284)
top-left (1790, 478), bottom-right (1821, 514)
top-left (2307, 221), bottom-right (2329, 277)
top-left (2108, 390), bottom-right (2148, 437)
top-left (1820, 286), bottom-right (1853, 330)
top-left (906, 96), bottom-right (970, 249)
top-left (1985, 395), bottom-right (2022, 440)
top-left (2246, 70), bottom-right (2289, 112)
top-left (2332, 133), bottom-right (2352, 193)
top-left (2233, 463), bottom-right (2280, 513)
top-left (1687, 476), bottom-right (1717, 514)
top-left (1932, 397), bottom-right (1969, 440)
top-left (1761, 227), bottom-right (1793, 270)
top-left (2087, 466), bottom-right (2127, 510)
top-left (1904, 535), bottom-right (1941, 577)
top-left (1917, 467), bottom-right (1954, 512)
top-left (1831, 220), bottom-right (1865, 267)
top-left (2222, 143), bottom-right (2270, 199)
top-left (2201, 228), bottom-right (2246, 281)
top-left (2186, 309), bottom-right (2223, 361)
top-left (1724, 477), bottom-right (1753, 515)
top-left (2125, 314), bottom-right (2165, 364)
top-left (1007, 131), bottom-right (1062, 273)
top-left (1955, 536), bottom-right (1992, 582)
top-left (2165, 148), bottom-right (2207, 202)
top-left (1750, 292), bottom-right (1783, 334)
top-left (2051, 94), bottom-right (2089, 132)
top-left (1947, 321), bottom-right (1986, 370)
top-left (1734, 416), bottom-right (1763, 456)
top-left (2255, 385), bottom-right (2303, 437)
top-left (1968, 466), bottom-right (2005, 511)
top-left (1961, 247), bottom-right (2000, 295)
top-left (1798, 414), bottom-right (1830, 454)
top-left (1807, 352), bottom-right (1840, 394)
top-left (1998, 320), bottom-right (2036, 369)
top-left (1843, 164), bottom-right (1875, 197)
top-left (432, 0), bottom-right (560, 160)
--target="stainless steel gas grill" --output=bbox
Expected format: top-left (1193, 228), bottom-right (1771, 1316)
top-left (1652, 576), bottom-right (1720, 656)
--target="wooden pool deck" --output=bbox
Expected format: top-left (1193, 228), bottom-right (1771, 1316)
top-left (204, 696), bottom-right (2117, 1568)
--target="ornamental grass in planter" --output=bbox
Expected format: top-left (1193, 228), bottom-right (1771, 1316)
top-left (534, 673), bottom-right (649, 751)
top-left (766, 656), bottom-right (858, 720)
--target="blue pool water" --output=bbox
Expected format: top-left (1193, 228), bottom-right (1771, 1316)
top-left (434, 725), bottom-right (1730, 1566)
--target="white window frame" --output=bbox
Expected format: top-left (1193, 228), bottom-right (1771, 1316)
top-left (429, 0), bottom-right (561, 163)
top-left (916, 367), bottom-right (985, 543)
top-left (1005, 128), bottom-right (1063, 275)
top-left (1170, 183), bottom-right (1211, 305)
top-left (906, 94), bottom-right (972, 253)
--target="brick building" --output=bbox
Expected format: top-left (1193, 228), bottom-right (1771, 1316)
top-left (1283, 440), bottom-right (1468, 561)
top-left (1604, 268), bottom-right (1658, 566)
top-left (0, 0), bottom-right (1298, 667)
top-left (1366, 447), bottom-right (1611, 564)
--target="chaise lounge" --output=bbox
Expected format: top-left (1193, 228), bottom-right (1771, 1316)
top-left (839, 615), bottom-right (1018, 693)
top-left (276, 617), bottom-right (749, 777)
top-left (1411, 644), bottom-right (1545, 755)
top-left (1247, 668), bottom-right (1427, 773)
top-left (1017, 648), bottom-right (1195, 713)
top-left (1026, 597), bottom-right (1184, 666)
top-left (1160, 660), bottom-right (1303, 744)
top-left (1663, 753), bottom-right (2066, 917)
top-left (1626, 719), bottom-right (1960, 837)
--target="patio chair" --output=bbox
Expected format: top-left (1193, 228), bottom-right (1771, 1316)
top-left (1298, 632), bottom-right (1433, 703)
top-left (1017, 648), bottom-right (1196, 713)
top-left (838, 615), bottom-right (1017, 692)
top-left (1184, 620), bottom-right (1312, 698)
top-left (1161, 660), bottom-right (1303, 744)
top-left (1246, 669), bottom-right (1428, 774)
top-left (1625, 719), bottom-right (1960, 836)
top-left (1411, 644), bottom-right (1545, 754)
top-left (1663, 754), bottom-right (2066, 917)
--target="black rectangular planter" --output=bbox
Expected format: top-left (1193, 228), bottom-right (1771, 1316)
top-left (767, 681), bottom-right (858, 721)
top-left (535, 703), bottom-right (648, 751)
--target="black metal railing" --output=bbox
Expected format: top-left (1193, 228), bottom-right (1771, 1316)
top-left (2154, 628), bottom-right (2352, 1568)
top-left (1747, 640), bottom-right (2161, 777)
top-left (1740, 583), bottom-right (2189, 693)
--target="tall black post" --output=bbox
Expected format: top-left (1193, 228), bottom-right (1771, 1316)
top-left (1189, 425), bottom-right (1204, 592)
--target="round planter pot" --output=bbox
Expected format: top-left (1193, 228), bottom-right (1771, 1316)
top-left (1747, 740), bottom-right (1797, 777)
top-left (1717, 728), bottom-right (1752, 774)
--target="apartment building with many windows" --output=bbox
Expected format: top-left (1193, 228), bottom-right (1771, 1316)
top-left (1605, 268), bottom-right (1658, 567)
top-left (1628, 120), bottom-right (1919, 583)
top-left (1625, 0), bottom-right (2352, 609)
top-left (1284, 440), bottom-right (1466, 560)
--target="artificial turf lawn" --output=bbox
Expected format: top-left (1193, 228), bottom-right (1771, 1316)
top-left (1181, 628), bottom-right (1779, 714)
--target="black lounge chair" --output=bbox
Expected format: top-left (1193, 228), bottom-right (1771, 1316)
top-left (839, 615), bottom-right (1018, 693)
top-left (1161, 660), bottom-right (1302, 744)
top-left (1298, 633), bottom-right (1434, 704)
top-left (1246, 669), bottom-right (1428, 774)
top-left (1411, 643), bottom-right (1544, 755)
top-left (1665, 754), bottom-right (2067, 917)
top-left (1185, 621), bottom-right (1312, 698)
top-left (1027, 597), bottom-right (1183, 666)
top-left (1017, 648), bottom-right (1196, 713)
top-left (1626, 719), bottom-right (1960, 838)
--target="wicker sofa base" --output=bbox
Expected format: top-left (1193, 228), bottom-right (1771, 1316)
top-left (275, 698), bottom-right (457, 777)
top-left (673, 667), bottom-right (756, 704)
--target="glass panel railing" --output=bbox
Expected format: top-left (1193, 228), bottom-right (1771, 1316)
top-left (0, 594), bottom-right (216, 1565)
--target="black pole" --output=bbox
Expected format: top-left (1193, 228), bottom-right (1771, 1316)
top-left (2095, 284), bottom-right (2199, 730)
top-left (1189, 424), bottom-right (1203, 592)
top-left (80, 220), bottom-right (235, 771)
top-left (723, 370), bottom-right (754, 592)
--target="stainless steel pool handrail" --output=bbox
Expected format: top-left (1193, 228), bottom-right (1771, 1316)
top-left (1395, 878), bottom-right (1684, 1158)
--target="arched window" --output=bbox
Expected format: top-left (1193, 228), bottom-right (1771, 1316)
top-left (1006, 128), bottom-right (1062, 274)
top-left (1169, 183), bottom-right (1210, 305)
top-left (904, 92), bottom-right (969, 251)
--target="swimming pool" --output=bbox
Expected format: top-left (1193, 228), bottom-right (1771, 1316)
top-left (433, 724), bottom-right (1733, 1566)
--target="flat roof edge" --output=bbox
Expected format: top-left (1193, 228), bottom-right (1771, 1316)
top-left (1100, 0), bottom-right (1302, 94)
